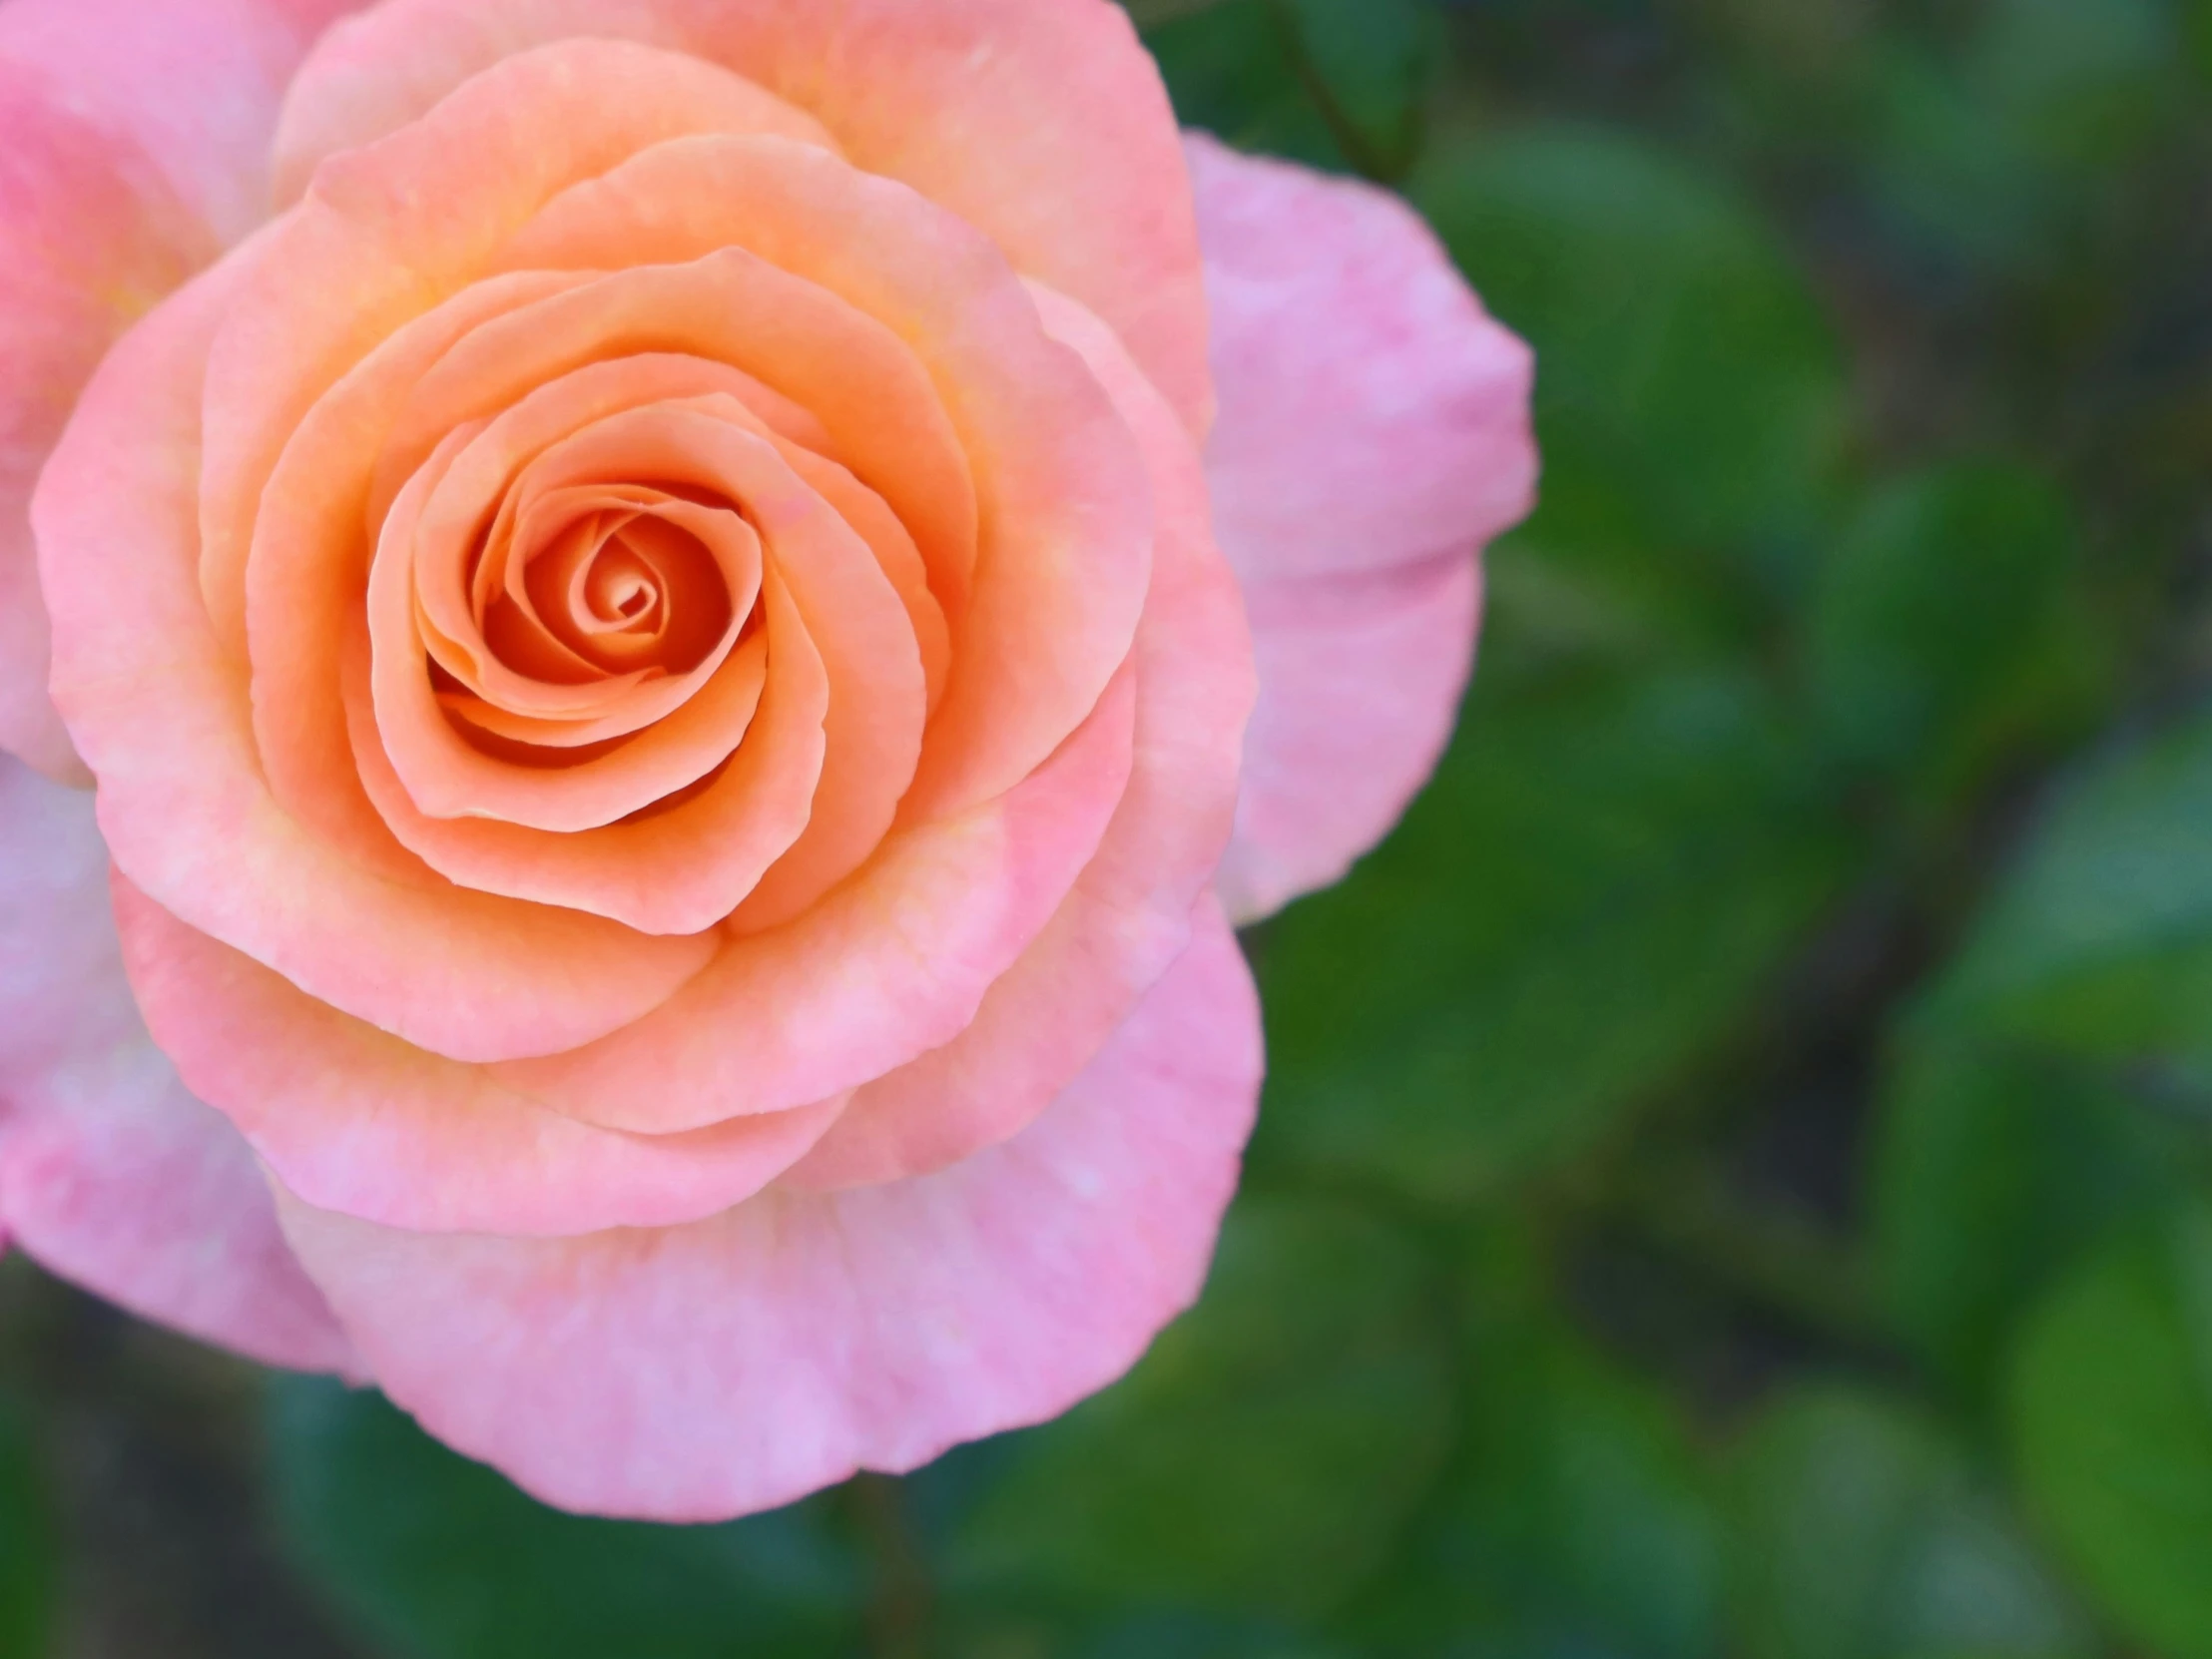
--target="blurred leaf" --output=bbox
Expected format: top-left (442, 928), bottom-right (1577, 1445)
top-left (931, 1605), bottom-right (1346, 1659)
top-left (949, 1195), bottom-right (1453, 1624)
top-left (1679, 0), bottom-right (1880, 132)
top-left (1254, 667), bottom-right (1854, 1203)
top-left (1857, 40), bottom-right (2047, 275)
top-left (1413, 123), bottom-right (1847, 635)
top-left (1273, 0), bottom-right (1440, 179)
top-left (1072, 1613), bottom-right (1349, 1658)
top-left (1873, 1039), bottom-right (2189, 1401)
top-left (2191, 0), bottom-right (2212, 84)
top-left (268, 1378), bottom-right (862, 1659)
top-left (0, 1393), bottom-right (54, 1659)
top-left (1143, 1), bottom-right (1352, 175)
top-left (1807, 461), bottom-right (2108, 804)
top-left (1123, 0), bottom-right (1233, 25)
top-left (1930, 703), bottom-right (2212, 1084)
top-left (1966, 0), bottom-right (2177, 172)
top-left (1379, 1324), bottom-right (1723, 1659)
top-left (2009, 1200), bottom-right (2212, 1659)
top-left (1730, 1388), bottom-right (2089, 1659)
top-left (1857, 0), bottom-right (2177, 275)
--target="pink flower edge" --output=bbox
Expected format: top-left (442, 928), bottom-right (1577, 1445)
top-left (1190, 133), bottom-right (1536, 923)
top-left (0, 756), bottom-right (354, 1372)
top-left (272, 898), bottom-right (1261, 1520)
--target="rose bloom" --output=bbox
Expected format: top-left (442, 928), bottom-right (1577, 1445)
top-left (0, 0), bottom-right (1532, 1517)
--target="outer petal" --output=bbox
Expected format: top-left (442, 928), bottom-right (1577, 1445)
top-left (1186, 133), bottom-right (1537, 921)
top-left (0, 757), bottom-right (352, 1372)
top-left (37, 241), bottom-right (718, 1068)
top-left (112, 874), bottom-right (844, 1239)
top-left (275, 900), bottom-right (1261, 1521)
top-left (269, 0), bottom-right (1211, 431)
top-left (0, 0), bottom-right (361, 776)
top-left (491, 668), bottom-right (1137, 1134)
top-left (1189, 133), bottom-right (1535, 585)
top-left (0, 0), bottom-right (361, 244)
top-left (1221, 554), bottom-right (1484, 923)
top-left (787, 282), bottom-right (1251, 1190)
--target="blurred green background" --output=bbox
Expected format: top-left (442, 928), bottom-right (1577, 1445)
top-left (7, 0), bottom-right (2212, 1652)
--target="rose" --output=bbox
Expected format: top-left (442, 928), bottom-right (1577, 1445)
top-left (0, 0), bottom-right (1534, 1518)
top-left (0, 0), bottom-right (1536, 1518)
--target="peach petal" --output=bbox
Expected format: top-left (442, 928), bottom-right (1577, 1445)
top-left (199, 37), bottom-right (833, 661)
top-left (269, 0), bottom-right (1209, 433)
top-left (274, 900), bottom-right (1260, 1521)
top-left (367, 414), bottom-right (767, 836)
top-left (449, 494), bottom-right (757, 740)
top-left (352, 625), bottom-right (767, 873)
top-left (249, 269), bottom-right (596, 876)
top-left (345, 372), bottom-right (827, 934)
top-left (37, 247), bottom-right (717, 1066)
top-left (371, 401), bottom-right (915, 841)
top-left (496, 135), bottom-right (1153, 826)
top-left (1187, 137), bottom-right (1534, 921)
top-left (352, 580), bottom-right (824, 937)
top-left (788, 283), bottom-right (1252, 1189)
top-left (493, 667), bottom-right (1139, 1134)
top-left (0, 757), bottom-right (353, 1372)
top-left (114, 872), bottom-right (845, 1239)
top-left (388, 249), bottom-right (978, 640)
top-left (771, 441), bottom-right (951, 721)
top-left (405, 356), bottom-right (769, 722)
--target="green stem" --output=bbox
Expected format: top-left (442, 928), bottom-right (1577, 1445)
top-left (1602, 1157), bottom-right (1890, 1355)
top-left (1264, 0), bottom-right (1408, 183)
top-left (852, 1474), bottom-right (932, 1659)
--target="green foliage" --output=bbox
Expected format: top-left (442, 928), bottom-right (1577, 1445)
top-left (1413, 123), bottom-right (1847, 635)
top-left (1965, 0), bottom-right (2178, 172)
top-left (267, 1378), bottom-right (863, 1659)
top-left (1396, 1322), bottom-right (1727, 1659)
top-left (1873, 1039), bottom-right (2189, 1401)
top-left (1728, 1389), bottom-right (2088, 1659)
top-left (1141, 2), bottom-right (1352, 176)
top-left (1256, 666), bottom-right (1851, 1202)
top-left (1843, 0), bottom-right (2180, 273)
top-left (1931, 705), bottom-right (2212, 1077)
top-left (1806, 461), bottom-right (2107, 803)
top-left (949, 1196), bottom-right (1453, 1624)
top-left (1140, 0), bottom-right (1435, 181)
top-left (0, 1392), bottom-right (54, 1659)
top-left (1272, 0), bottom-right (1437, 178)
top-left (2009, 1203), bottom-right (2212, 1659)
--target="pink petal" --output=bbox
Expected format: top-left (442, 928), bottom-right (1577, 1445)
top-left (786, 282), bottom-right (1252, 1190)
top-left (37, 241), bottom-right (720, 1070)
top-left (112, 872), bottom-right (844, 1239)
top-left (275, 899), bottom-right (1262, 1521)
top-left (1219, 554), bottom-right (1484, 923)
top-left (490, 666), bottom-right (1137, 1134)
top-left (269, 0), bottom-right (1210, 431)
top-left (1189, 133), bottom-right (1535, 585)
top-left (1186, 133), bottom-right (1536, 921)
top-left (0, 0), bottom-right (359, 245)
top-left (0, 756), bottom-right (352, 1372)
top-left (0, 0), bottom-right (360, 777)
